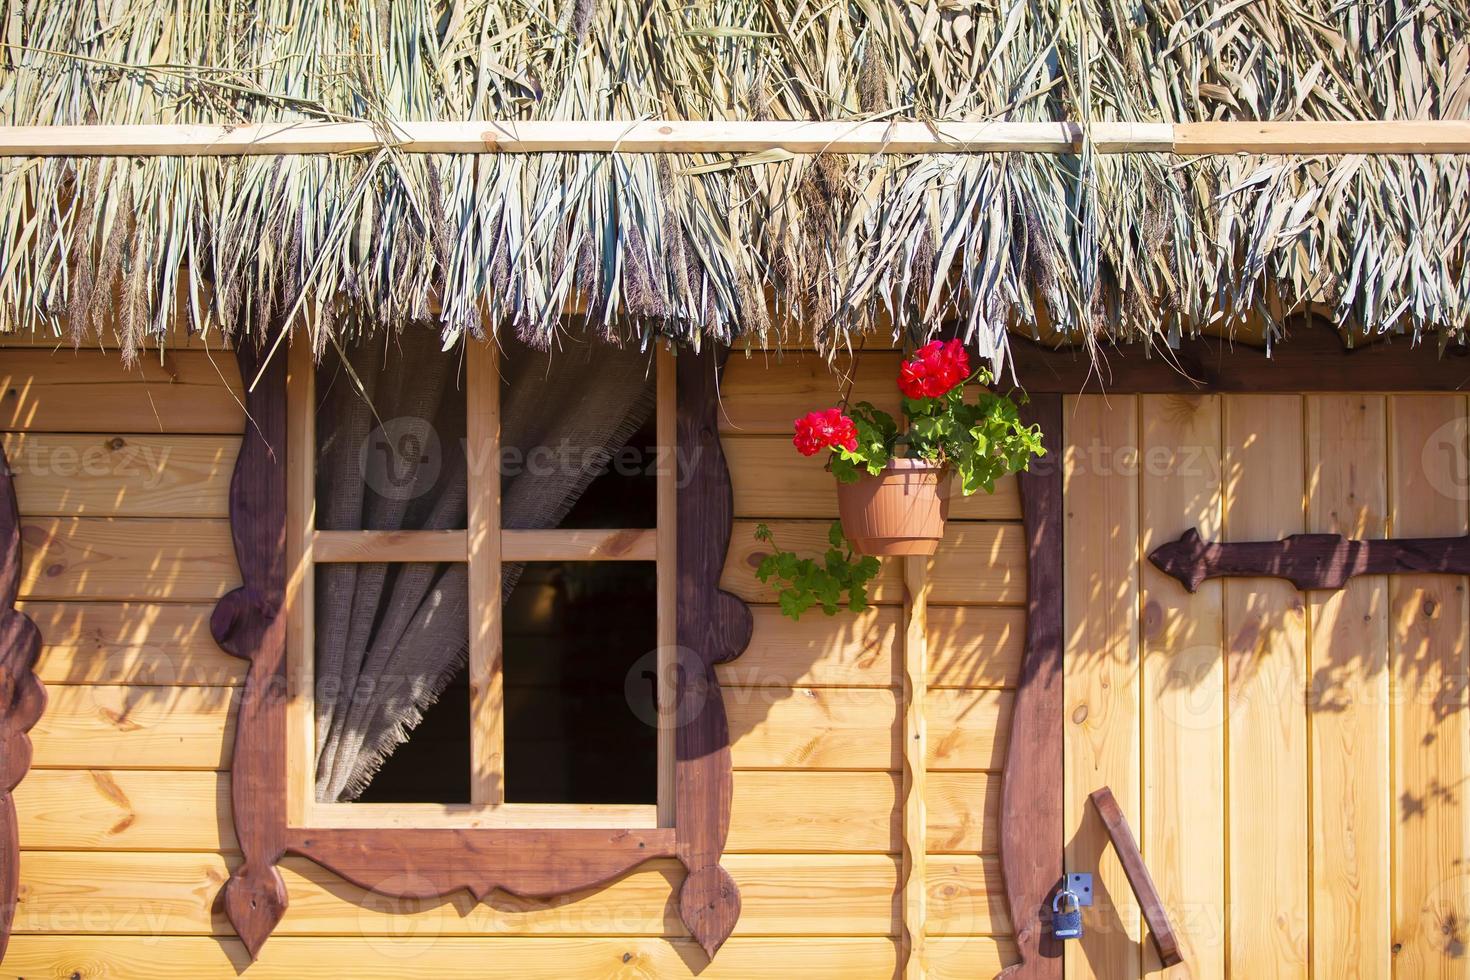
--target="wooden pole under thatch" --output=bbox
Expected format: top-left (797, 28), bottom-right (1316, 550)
top-left (1, 120), bottom-right (1469, 156)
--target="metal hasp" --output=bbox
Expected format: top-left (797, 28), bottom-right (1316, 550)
top-left (1066, 872), bottom-right (1094, 907)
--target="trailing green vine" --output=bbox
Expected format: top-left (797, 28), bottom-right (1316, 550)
top-left (753, 521), bottom-right (881, 620)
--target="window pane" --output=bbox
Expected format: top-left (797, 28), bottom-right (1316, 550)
top-left (316, 335), bottom-right (468, 532)
top-left (314, 561), bottom-right (471, 804)
top-left (557, 412), bottom-right (658, 528)
top-left (503, 561), bottom-right (658, 804)
top-left (499, 336), bottom-right (656, 530)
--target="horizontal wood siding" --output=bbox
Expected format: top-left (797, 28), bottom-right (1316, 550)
top-left (26, 685), bottom-right (1012, 773)
top-left (1, 350), bottom-right (244, 433)
top-left (0, 338), bottom-right (1024, 975)
top-left (3, 935), bottom-right (1021, 978)
top-left (10, 850), bottom-right (1002, 937)
top-left (15, 768), bottom-right (1003, 855)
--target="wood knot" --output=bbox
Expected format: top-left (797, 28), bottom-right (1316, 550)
top-left (45, 562), bottom-right (64, 578)
top-left (1071, 704), bottom-right (1089, 725)
top-left (1423, 598), bottom-right (1439, 618)
top-left (659, 125), bottom-right (673, 135)
top-left (108, 437), bottom-right (127, 451)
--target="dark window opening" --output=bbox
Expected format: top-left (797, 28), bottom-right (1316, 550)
top-left (498, 340), bottom-right (657, 531)
top-left (503, 562), bottom-right (659, 805)
top-left (557, 413), bottom-right (658, 529)
top-left (355, 663), bottom-right (472, 804)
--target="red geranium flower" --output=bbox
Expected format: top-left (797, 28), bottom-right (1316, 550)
top-left (793, 407), bottom-right (859, 457)
top-left (898, 339), bottom-right (970, 400)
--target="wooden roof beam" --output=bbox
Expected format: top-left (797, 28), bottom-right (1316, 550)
top-left (0, 120), bottom-right (1468, 156)
top-left (1172, 120), bottom-right (1470, 154)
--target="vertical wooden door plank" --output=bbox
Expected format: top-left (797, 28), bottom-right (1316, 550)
top-left (1305, 394), bottom-right (1391, 980)
top-left (1222, 395), bottom-right (1309, 978)
top-left (1139, 394), bottom-right (1226, 978)
top-left (1064, 394), bottom-right (1141, 980)
top-left (1387, 395), bottom-right (1470, 978)
top-left (902, 555), bottom-right (930, 979)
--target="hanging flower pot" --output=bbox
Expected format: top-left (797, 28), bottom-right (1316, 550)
top-left (754, 343), bottom-right (1046, 620)
top-left (784, 340), bottom-right (1047, 561)
top-left (835, 457), bottom-right (950, 556)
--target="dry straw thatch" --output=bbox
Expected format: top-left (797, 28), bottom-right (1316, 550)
top-left (0, 1), bottom-right (1467, 368)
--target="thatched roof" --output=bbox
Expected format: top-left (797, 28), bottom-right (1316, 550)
top-left (1, 2), bottom-right (1468, 369)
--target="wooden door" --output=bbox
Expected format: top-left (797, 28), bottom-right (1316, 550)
top-left (1061, 393), bottom-right (1470, 980)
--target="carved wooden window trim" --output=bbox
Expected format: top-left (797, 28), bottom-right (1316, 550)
top-left (212, 335), bottom-right (750, 961)
top-left (0, 444), bottom-right (45, 965)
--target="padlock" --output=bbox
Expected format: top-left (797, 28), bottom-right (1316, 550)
top-left (1052, 888), bottom-right (1084, 940)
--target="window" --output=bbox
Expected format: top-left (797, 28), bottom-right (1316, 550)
top-left (285, 332), bottom-right (676, 829)
top-left (217, 335), bottom-right (745, 959)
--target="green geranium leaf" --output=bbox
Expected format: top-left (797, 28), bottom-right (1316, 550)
top-left (753, 524), bottom-right (884, 621)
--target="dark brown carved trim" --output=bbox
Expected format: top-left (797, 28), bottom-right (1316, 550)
top-left (213, 336), bottom-right (745, 961)
top-left (212, 333), bottom-right (290, 958)
top-left (0, 442), bottom-right (45, 965)
top-left (1008, 318), bottom-right (1470, 394)
top-left (1150, 527), bottom-right (1470, 593)
top-left (288, 827), bottom-right (676, 898)
top-left (674, 345), bottom-right (752, 959)
top-left (1089, 787), bottom-right (1184, 968)
top-left (998, 394), bottom-right (1064, 980)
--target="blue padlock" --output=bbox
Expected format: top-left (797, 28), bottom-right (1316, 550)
top-left (1052, 888), bottom-right (1084, 940)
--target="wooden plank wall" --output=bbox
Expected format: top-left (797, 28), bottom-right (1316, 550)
top-left (0, 338), bottom-right (1023, 977)
top-left (1063, 393), bottom-right (1470, 980)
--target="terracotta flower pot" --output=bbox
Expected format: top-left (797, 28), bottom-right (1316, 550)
top-left (835, 458), bottom-right (950, 556)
